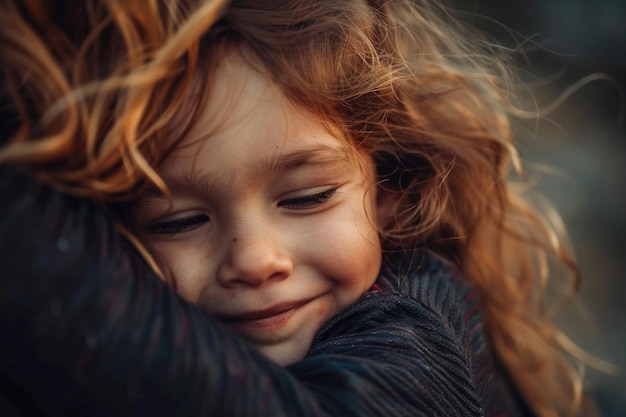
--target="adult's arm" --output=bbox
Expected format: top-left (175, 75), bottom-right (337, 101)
top-left (0, 167), bottom-right (484, 417)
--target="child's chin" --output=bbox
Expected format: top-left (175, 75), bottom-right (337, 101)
top-left (256, 341), bottom-right (310, 366)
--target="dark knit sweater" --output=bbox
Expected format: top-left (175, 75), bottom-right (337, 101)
top-left (0, 168), bottom-right (531, 416)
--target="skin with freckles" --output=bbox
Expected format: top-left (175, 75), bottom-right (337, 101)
top-left (129, 54), bottom-right (385, 366)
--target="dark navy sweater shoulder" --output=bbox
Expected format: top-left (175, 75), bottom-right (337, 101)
top-left (296, 254), bottom-right (526, 417)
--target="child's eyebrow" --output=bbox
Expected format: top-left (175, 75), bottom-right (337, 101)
top-left (140, 145), bottom-right (352, 198)
top-left (252, 144), bottom-right (352, 177)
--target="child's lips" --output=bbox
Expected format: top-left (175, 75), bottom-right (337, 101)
top-left (221, 299), bottom-right (308, 323)
top-left (219, 297), bottom-right (318, 334)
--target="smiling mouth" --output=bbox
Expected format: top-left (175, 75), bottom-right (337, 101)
top-left (222, 300), bottom-right (306, 323)
top-left (219, 299), bottom-right (312, 332)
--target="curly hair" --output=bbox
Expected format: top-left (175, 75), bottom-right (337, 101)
top-left (0, 1), bottom-right (595, 415)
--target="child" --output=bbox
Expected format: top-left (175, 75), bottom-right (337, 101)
top-left (0, 0), bottom-right (594, 416)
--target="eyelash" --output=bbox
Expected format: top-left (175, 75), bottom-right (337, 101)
top-left (278, 188), bottom-right (338, 209)
top-left (147, 214), bottom-right (209, 237)
top-left (144, 188), bottom-right (337, 237)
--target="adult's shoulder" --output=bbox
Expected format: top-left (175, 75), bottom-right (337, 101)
top-left (300, 251), bottom-right (486, 416)
top-left (311, 252), bottom-right (479, 346)
top-left (372, 252), bottom-right (479, 330)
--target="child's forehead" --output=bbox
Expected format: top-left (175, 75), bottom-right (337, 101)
top-left (154, 50), bottom-right (374, 189)
top-left (204, 55), bottom-right (281, 132)
top-left (171, 50), bottom-right (353, 155)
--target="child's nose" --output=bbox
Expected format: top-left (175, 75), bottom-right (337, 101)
top-left (216, 233), bottom-right (293, 287)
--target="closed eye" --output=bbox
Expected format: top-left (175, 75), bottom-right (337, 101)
top-left (278, 188), bottom-right (338, 210)
top-left (146, 214), bottom-right (209, 237)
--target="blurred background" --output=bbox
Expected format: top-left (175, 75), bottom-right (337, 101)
top-left (446, 1), bottom-right (626, 415)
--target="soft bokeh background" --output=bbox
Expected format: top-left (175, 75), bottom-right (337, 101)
top-left (447, 1), bottom-right (626, 415)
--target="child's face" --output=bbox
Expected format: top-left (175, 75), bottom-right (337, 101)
top-left (129, 54), bottom-right (383, 365)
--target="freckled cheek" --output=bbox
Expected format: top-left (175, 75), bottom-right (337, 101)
top-left (149, 242), bottom-right (216, 304)
top-left (311, 225), bottom-right (380, 307)
top-left (313, 303), bottom-right (325, 316)
top-left (311, 297), bottom-right (338, 329)
top-left (342, 229), bottom-right (381, 292)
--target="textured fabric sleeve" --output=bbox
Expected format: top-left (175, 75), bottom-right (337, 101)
top-left (0, 168), bottom-right (485, 417)
top-left (293, 267), bottom-right (485, 417)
